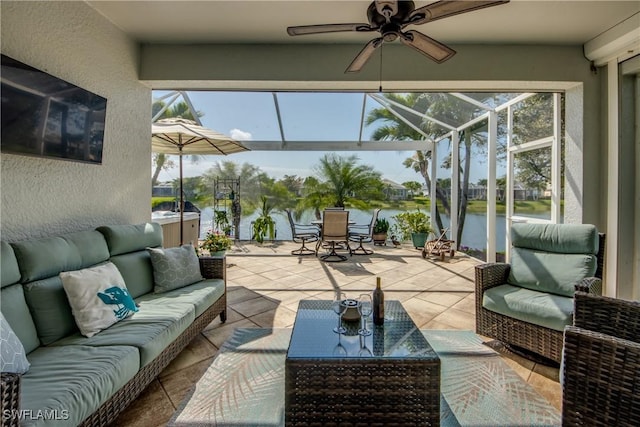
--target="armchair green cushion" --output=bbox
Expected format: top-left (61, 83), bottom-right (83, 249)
top-left (483, 284), bottom-right (574, 332)
top-left (507, 223), bottom-right (599, 297)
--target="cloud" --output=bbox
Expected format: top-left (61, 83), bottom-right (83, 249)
top-left (229, 128), bottom-right (252, 141)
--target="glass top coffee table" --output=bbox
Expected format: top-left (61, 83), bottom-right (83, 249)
top-left (285, 300), bottom-right (440, 426)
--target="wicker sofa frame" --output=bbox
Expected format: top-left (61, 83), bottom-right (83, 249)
top-left (475, 233), bottom-right (605, 364)
top-left (1, 256), bottom-right (226, 427)
top-left (562, 292), bottom-right (640, 426)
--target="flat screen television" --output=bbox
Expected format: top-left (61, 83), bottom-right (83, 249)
top-left (1, 54), bottom-right (107, 164)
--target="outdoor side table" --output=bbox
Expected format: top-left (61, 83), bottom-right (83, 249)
top-left (285, 300), bottom-right (440, 426)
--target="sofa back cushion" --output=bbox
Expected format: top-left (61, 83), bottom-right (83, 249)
top-left (12, 230), bottom-right (110, 345)
top-left (1, 242), bottom-right (40, 353)
top-left (1, 241), bottom-right (21, 288)
top-left (508, 223), bottom-right (598, 297)
top-left (12, 230), bottom-right (110, 283)
top-left (109, 251), bottom-right (156, 298)
top-left (1, 284), bottom-right (41, 354)
top-left (97, 223), bottom-right (163, 297)
top-left (97, 223), bottom-right (162, 256)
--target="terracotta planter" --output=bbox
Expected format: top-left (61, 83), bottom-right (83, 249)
top-left (372, 232), bottom-right (388, 245)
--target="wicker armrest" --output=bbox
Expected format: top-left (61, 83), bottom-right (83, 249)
top-left (1, 372), bottom-right (20, 427)
top-left (573, 292), bottom-right (640, 342)
top-left (474, 263), bottom-right (510, 292)
top-left (198, 256), bottom-right (226, 280)
top-left (562, 325), bottom-right (640, 426)
top-left (574, 277), bottom-right (602, 294)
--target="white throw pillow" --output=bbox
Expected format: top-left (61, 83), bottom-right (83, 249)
top-left (60, 262), bottom-right (138, 337)
top-left (0, 312), bottom-right (30, 374)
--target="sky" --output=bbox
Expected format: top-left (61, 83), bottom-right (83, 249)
top-left (153, 90), bottom-right (494, 186)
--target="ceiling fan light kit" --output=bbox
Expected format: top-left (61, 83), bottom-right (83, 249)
top-left (286, 0), bottom-right (510, 73)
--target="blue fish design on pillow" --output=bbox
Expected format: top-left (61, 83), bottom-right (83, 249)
top-left (97, 286), bottom-right (139, 320)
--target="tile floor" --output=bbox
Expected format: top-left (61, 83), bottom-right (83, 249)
top-left (113, 241), bottom-right (561, 426)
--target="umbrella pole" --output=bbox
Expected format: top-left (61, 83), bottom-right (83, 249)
top-left (179, 147), bottom-right (184, 245)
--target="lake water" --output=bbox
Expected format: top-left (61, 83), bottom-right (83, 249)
top-left (199, 207), bottom-right (514, 252)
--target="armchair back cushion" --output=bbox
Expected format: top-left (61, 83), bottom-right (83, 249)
top-left (507, 224), bottom-right (599, 297)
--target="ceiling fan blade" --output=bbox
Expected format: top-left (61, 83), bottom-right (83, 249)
top-left (409, 0), bottom-right (509, 25)
top-left (287, 23), bottom-right (373, 36)
top-left (345, 38), bottom-right (383, 73)
top-left (399, 30), bottom-right (456, 64)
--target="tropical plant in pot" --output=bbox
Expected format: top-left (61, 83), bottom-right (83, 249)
top-left (392, 209), bottom-right (432, 249)
top-left (200, 230), bottom-right (232, 256)
top-left (372, 218), bottom-right (390, 245)
top-left (214, 210), bottom-right (231, 235)
top-left (252, 196), bottom-right (276, 244)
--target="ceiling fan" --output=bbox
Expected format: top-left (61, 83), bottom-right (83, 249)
top-left (287, 0), bottom-right (509, 73)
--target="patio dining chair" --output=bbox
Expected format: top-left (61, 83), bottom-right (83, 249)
top-left (285, 209), bottom-right (320, 256)
top-left (348, 208), bottom-right (380, 255)
top-left (317, 210), bottom-right (351, 262)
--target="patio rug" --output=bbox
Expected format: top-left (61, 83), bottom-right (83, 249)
top-left (169, 328), bottom-right (561, 427)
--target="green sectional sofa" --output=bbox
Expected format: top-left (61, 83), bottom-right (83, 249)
top-left (0, 223), bottom-right (226, 427)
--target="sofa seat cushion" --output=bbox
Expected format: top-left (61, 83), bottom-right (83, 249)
top-left (136, 279), bottom-right (225, 317)
top-left (483, 284), bottom-right (574, 332)
top-left (52, 302), bottom-right (194, 367)
top-left (20, 345), bottom-right (139, 427)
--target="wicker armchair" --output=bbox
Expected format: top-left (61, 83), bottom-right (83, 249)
top-left (475, 224), bottom-right (605, 363)
top-left (562, 292), bottom-right (640, 426)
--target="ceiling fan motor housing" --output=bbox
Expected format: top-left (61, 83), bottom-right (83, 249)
top-left (368, 0), bottom-right (415, 28)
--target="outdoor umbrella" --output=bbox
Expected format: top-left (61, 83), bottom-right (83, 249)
top-left (151, 117), bottom-right (249, 245)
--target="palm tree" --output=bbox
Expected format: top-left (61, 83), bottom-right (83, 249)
top-left (366, 93), bottom-right (497, 244)
top-left (309, 154), bottom-right (384, 210)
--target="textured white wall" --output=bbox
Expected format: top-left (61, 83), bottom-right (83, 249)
top-left (1, 1), bottom-right (151, 241)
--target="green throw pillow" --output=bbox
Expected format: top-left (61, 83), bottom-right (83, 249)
top-left (60, 262), bottom-right (138, 337)
top-left (147, 245), bottom-right (203, 293)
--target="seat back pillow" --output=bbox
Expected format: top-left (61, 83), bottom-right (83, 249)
top-left (60, 262), bottom-right (138, 337)
top-left (0, 311), bottom-right (30, 374)
top-left (147, 244), bottom-right (203, 293)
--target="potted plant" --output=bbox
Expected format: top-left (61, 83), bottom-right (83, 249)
top-left (372, 218), bottom-right (390, 245)
top-left (214, 210), bottom-right (231, 235)
top-left (392, 209), bottom-right (432, 249)
top-left (200, 230), bottom-right (233, 256)
top-left (252, 196), bottom-right (276, 244)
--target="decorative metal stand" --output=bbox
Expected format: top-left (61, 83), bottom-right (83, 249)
top-left (214, 178), bottom-right (241, 240)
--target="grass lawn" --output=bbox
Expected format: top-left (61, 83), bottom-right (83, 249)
top-left (381, 197), bottom-right (556, 215)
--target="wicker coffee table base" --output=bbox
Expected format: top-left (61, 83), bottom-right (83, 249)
top-left (285, 358), bottom-right (440, 426)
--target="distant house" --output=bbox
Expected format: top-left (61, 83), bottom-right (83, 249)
top-left (466, 183), bottom-right (487, 200)
top-left (152, 184), bottom-right (175, 197)
top-left (382, 179), bottom-right (408, 201)
top-left (513, 182), bottom-right (541, 200)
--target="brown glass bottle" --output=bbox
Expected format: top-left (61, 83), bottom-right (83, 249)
top-left (372, 276), bottom-right (384, 325)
